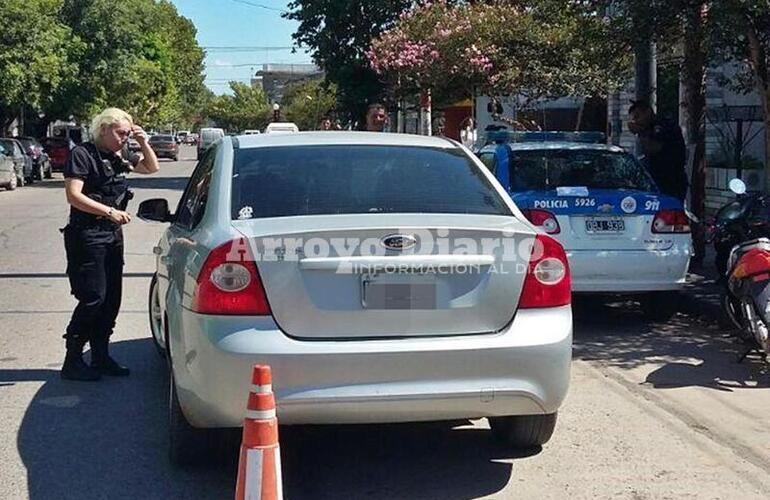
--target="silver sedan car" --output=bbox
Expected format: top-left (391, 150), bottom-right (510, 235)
top-left (138, 132), bottom-right (572, 464)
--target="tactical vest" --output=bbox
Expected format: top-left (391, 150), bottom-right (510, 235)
top-left (69, 143), bottom-right (131, 227)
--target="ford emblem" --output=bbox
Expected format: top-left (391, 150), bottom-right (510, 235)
top-left (381, 234), bottom-right (417, 251)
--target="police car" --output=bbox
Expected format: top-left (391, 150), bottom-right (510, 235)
top-left (477, 131), bottom-right (692, 319)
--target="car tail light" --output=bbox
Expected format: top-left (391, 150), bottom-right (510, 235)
top-left (191, 239), bottom-right (271, 315)
top-left (652, 209), bottom-right (690, 233)
top-left (518, 234), bottom-right (571, 309)
top-left (521, 209), bottom-right (560, 234)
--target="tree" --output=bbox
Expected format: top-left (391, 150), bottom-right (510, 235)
top-left (204, 82), bottom-right (271, 132)
top-left (712, 0), bottom-right (770, 176)
top-left (0, 0), bottom-right (78, 133)
top-left (284, 0), bottom-right (412, 122)
top-left (45, 0), bottom-right (206, 129)
top-left (283, 80), bottom-right (338, 130)
top-left (367, 1), bottom-right (630, 105)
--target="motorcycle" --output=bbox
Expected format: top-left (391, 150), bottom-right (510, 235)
top-left (707, 179), bottom-right (770, 278)
top-left (709, 179), bottom-right (770, 363)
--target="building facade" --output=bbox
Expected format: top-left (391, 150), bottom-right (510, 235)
top-left (252, 64), bottom-right (324, 105)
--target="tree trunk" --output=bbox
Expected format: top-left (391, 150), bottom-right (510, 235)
top-left (420, 89), bottom-right (432, 136)
top-left (681, 3), bottom-right (709, 265)
top-left (745, 18), bottom-right (770, 181)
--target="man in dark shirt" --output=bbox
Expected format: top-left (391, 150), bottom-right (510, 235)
top-left (365, 103), bottom-right (388, 132)
top-left (628, 100), bottom-right (689, 202)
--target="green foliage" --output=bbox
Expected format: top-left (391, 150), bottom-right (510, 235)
top-left (0, 0), bottom-right (79, 130)
top-left (284, 0), bottom-right (412, 121)
top-left (368, 1), bottom-right (631, 102)
top-left (204, 82), bottom-right (271, 132)
top-left (283, 80), bottom-right (338, 130)
top-left (37, 0), bottom-right (208, 129)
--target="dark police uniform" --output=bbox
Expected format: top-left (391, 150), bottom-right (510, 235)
top-left (642, 119), bottom-right (689, 203)
top-left (62, 143), bottom-right (139, 376)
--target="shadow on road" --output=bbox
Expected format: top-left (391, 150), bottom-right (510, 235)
top-left (571, 296), bottom-right (769, 390)
top-left (20, 176), bottom-right (190, 192)
top-left (8, 338), bottom-right (529, 499)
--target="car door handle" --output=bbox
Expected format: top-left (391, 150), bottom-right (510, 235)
top-left (153, 246), bottom-right (162, 255)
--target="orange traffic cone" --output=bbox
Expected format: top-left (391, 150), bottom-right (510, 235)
top-left (235, 365), bottom-right (283, 500)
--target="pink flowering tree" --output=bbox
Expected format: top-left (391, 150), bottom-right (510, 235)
top-left (367, 0), bottom-right (629, 103)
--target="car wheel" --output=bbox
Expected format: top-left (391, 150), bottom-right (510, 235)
top-left (168, 362), bottom-right (213, 465)
top-left (44, 162), bottom-right (53, 179)
top-left (148, 274), bottom-right (166, 358)
top-left (35, 164), bottom-right (44, 181)
top-left (640, 291), bottom-right (680, 321)
top-left (7, 174), bottom-right (17, 191)
top-left (489, 413), bottom-right (558, 449)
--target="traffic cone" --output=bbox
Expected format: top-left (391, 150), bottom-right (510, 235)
top-left (235, 365), bottom-right (283, 500)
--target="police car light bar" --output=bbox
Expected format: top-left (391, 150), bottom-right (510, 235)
top-left (486, 130), bottom-right (607, 144)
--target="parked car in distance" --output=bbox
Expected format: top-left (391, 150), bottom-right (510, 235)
top-left (18, 137), bottom-right (52, 180)
top-left (196, 128), bottom-right (225, 159)
top-left (0, 138), bottom-right (33, 186)
top-left (149, 134), bottom-right (179, 161)
top-left (264, 122), bottom-right (299, 134)
top-left (177, 131), bottom-right (190, 143)
top-left (0, 142), bottom-right (19, 190)
top-left (41, 137), bottom-right (75, 172)
top-left (139, 132), bottom-right (572, 464)
top-left (184, 133), bottom-right (198, 145)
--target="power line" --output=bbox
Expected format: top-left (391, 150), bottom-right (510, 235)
top-left (207, 61), bottom-right (313, 68)
top-left (227, 0), bottom-right (287, 13)
top-left (203, 46), bottom-right (295, 52)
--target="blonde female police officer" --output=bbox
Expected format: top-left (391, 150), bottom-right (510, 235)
top-left (61, 108), bottom-right (159, 381)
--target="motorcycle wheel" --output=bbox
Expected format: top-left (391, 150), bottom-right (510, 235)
top-left (720, 291), bottom-right (742, 330)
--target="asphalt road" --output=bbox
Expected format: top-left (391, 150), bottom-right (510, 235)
top-left (0, 145), bottom-right (768, 499)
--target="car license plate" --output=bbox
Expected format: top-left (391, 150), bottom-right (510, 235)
top-left (361, 274), bottom-right (437, 309)
top-left (585, 218), bottom-right (625, 233)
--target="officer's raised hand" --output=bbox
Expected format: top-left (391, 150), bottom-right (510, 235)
top-left (130, 125), bottom-right (160, 174)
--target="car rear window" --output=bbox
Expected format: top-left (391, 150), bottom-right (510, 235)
top-left (509, 149), bottom-right (657, 192)
top-left (231, 145), bottom-right (511, 219)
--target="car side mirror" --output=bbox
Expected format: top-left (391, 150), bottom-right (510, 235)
top-left (138, 198), bottom-right (173, 223)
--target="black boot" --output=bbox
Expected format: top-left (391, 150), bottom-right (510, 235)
top-left (61, 336), bottom-right (101, 382)
top-left (90, 337), bottom-right (130, 377)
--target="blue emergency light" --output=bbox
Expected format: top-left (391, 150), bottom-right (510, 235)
top-left (487, 130), bottom-right (606, 144)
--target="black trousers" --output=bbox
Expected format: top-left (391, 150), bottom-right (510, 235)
top-left (64, 225), bottom-right (124, 347)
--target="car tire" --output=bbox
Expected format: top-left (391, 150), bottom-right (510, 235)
top-left (35, 163), bottom-right (44, 181)
top-left (489, 413), bottom-right (558, 449)
top-left (640, 291), bottom-right (680, 321)
top-left (148, 274), bottom-right (167, 358)
top-left (7, 174), bottom-right (17, 191)
top-left (44, 161), bottom-right (52, 179)
top-left (168, 363), bottom-right (213, 466)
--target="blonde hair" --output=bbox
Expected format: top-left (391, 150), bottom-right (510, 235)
top-left (91, 108), bottom-right (133, 144)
